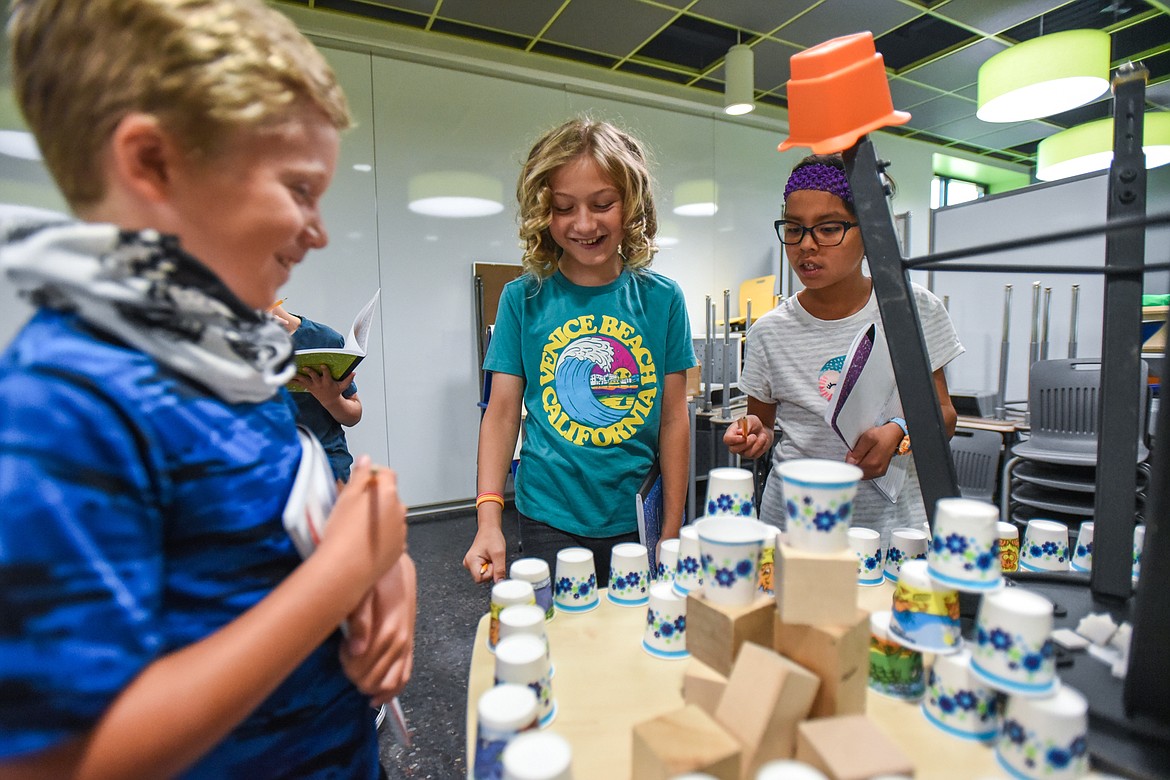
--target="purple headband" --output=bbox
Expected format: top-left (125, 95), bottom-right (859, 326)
top-left (783, 163), bottom-right (853, 204)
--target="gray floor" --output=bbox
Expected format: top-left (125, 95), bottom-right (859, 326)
top-left (379, 509), bottom-right (519, 779)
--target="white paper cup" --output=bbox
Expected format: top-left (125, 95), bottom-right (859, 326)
top-left (998, 521), bottom-right (1020, 573)
top-left (1133, 524), bottom-right (1145, 583)
top-left (694, 517), bottom-right (767, 606)
top-left (868, 611), bottom-right (925, 701)
top-left (888, 559), bottom-right (963, 654)
top-left (921, 648), bottom-right (999, 742)
top-left (553, 547), bottom-right (598, 613)
top-left (643, 581), bottom-right (689, 660)
top-left (849, 527), bottom-right (884, 586)
top-left (777, 459), bottom-right (862, 552)
top-left (607, 542), bottom-right (650, 607)
top-left (755, 760), bottom-right (830, 780)
top-left (672, 526), bottom-right (703, 597)
top-left (1020, 519), bottom-right (1070, 572)
top-left (996, 685), bottom-right (1089, 780)
top-left (656, 538), bottom-right (679, 585)
top-left (502, 730), bottom-right (573, 780)
top-left (489, 579), bottom-right (536, 651)
top-left (704, 466), bottom-right (756, 517)
top-left (494, 634), bottom-right (556, 727)
top-left (970, 587), bottom-right (1057, 696)
top-left (498, 604), bottom-right (553, 676)
top-left (473, 683), bottom-right (539, 780)
top-left (927, 497), bottom-right (1002, 592)
top-left (1071, 522), bottom-right (1094, 573)
top-left (510, 558), bottom-right (555, 622)
top-left (884, 526), bottom-right (929, 584)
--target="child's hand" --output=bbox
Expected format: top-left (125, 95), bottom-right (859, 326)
top-left (293, 365), bottom-right (352, 404)
top-left (341, 554), bottom-right (417, 703)
top-left (722, 415), bottom-right (773, 459)
top-left (463, 526), bottom-right (507, 583)
top-left (323, 456), bottom-right (408, 584)
top-left (845, 423), bottom-right (904, 479)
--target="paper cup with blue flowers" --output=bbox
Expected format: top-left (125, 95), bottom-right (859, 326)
top-left (848, 527), bottom-right (884, 586)
top-left (642, 581), bottom-right (689, 660)
top-left (553, 547), bottom-right (598, 614)
top-left (607, 542), bottom-right (650, 607)
top-left (672, 526), bottom-right (704, 598)
top-left (656, 537), bottom-right (680, 585)
top-left (883, 526), bottom-right (929, 584)
top-left (922, 648), bottom-right (999, 742)
top-left (927, 497), bottom-right (1003, 592)
top-left (704, 466), bottom-right (756, 517)
top-left (494, 633), bottom-right (557, 728)
top-left (1070, 522), bottom-right (1093, 573)
top-left (693, 516), bottom-right (769, 606)
top-left (996, 684), bottom-right (1088, 780)
top-left (778, 459), bottom-right (862, 553)
top-left (970, 587), bottom-right (1058, 697)
top-left (1019, 519), bottom-right (1070, 572)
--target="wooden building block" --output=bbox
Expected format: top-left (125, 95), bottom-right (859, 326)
top-left (682, 659), bottom-right (728, 717)
top-left (686, 593), bottom-right (775, 677)
top-left (631, 704), bottom-right (741, 780)
top-left (795, 715), bottom-right (915, 780)
top-left (774, 543), bottom-right (857, 626)
top-left (773, 608), bottom-right (870, 718)
top-left (715, 642), bottom-right (820, 777)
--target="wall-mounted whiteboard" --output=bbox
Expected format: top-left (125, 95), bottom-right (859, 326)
top-left (929, 167), bottom-right (1170, 405)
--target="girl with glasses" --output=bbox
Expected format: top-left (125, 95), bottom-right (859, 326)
top-left (724, 153), bottom-right (963, 540)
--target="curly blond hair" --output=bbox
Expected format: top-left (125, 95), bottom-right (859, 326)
top-left (516, 118), bottom-right (658, 280)
top-left (8, 0), bottom-right (351, 210)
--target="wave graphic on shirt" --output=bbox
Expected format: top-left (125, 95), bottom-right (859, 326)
top-left (555, 337), bottom-right (628, 427)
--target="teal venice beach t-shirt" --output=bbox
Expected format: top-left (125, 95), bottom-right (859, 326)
top-left (484, 269), bottom-right (696, 537)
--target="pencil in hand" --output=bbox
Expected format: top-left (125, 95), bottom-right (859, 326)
top-left (739, 416), bottom-right (749, 439)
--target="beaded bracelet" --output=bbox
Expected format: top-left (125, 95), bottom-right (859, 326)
top-left (476, 491), bottom-right (505, 509)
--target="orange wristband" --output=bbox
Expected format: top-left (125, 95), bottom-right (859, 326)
top-left (476, 492), bottom-right (505, 509)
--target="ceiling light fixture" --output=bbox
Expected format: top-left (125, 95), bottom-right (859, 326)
top-left (407, 171), bottom-right (504, 218)
top-left (723, 44), bottom-right (755, 116)
top-left (976, 30), bottom-right (1111, 123)
top-left (672, 180), bottom-right (718, 217)
top-left (1035, 112), bottom-right (1170, 182)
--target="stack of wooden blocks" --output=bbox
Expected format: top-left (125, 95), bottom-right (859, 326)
top-left (632, 540), bottom-right (915, 780)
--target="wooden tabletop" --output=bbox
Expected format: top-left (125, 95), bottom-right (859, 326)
top-left (465, 582), bottom-right (1024, 779)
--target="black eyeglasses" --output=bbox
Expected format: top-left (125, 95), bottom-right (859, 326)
top-left (774, 219), bottom-right (859, 247)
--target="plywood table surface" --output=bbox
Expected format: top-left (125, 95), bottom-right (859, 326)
top-left (466, 581), bottom-right (1083, 779)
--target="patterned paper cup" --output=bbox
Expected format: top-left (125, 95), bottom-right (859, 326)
top-left (494, 634), bottom-right (556, 728)
top-left (996, 684), bottom-right (1089, 780)
top-left (927, 497), bottom-right (1002, 592)
top-left (849, 527), bottom-right (884, 586)
top-left (489, 579), bottom-right (537, 652)
top-left (510, 558), bottom-right (555, 622)
top-left (672, 526), bottom-right (703, 597)
top-left (1070, 522), bottom-right (1093, 573)
top-left (868, 611), bottom-right (925, 701)
top-left (643, 582), bottom-right (689, 660)
top-left (1020, 519), bottom-right (1070, 572)
top-left (501, 731), bottom-right (573, 780)
top-left (998, 522), bottom-right (1020, 573)
top-left (473, 683), bottom-right (538, 780)
top-left (884, 526), bottom-right (929, 584)
top-left (656, 538), bottom-right (680, 585)
top-left (757, 523), bottom-right (778, 595)
top-left (889, 559), bottom-right (963, 654)
top-left (970, 587), bottom-right (1057, 697)
top-left (498, 603), bottom-right (554, 678)
top-left (553, 547), bottom-right (598, 613)
top-left (694, 517), bottom-right (767, 606)
top-left (921, 648), bottom-right (1000, 742)
top-left (778, 459), bottom-right (862, 552)
top-left (704, 467), bottom-right (756, 517)
top-left (607, 542), bottom-right (650, 607)
top-left (1133, 524), bottom-right (1145, 583)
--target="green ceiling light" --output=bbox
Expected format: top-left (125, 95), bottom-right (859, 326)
top-left (723, 44), bottom-right (755, 116)
top-left (1036, 113), bottom-right (1170, 182)
top-left (977, 30), bottom-right (1111, 123)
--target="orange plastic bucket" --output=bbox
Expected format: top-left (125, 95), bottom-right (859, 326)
top-left (778, 31), bottom-right (910, 154)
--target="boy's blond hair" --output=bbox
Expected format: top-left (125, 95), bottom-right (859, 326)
top-left (7, 0), bottom-right (351, 210)
top-left (516, 118), bottom-right (658, 280)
